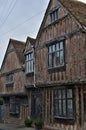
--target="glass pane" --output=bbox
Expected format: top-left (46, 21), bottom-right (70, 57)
top-left (56, 43), bottom-right (59, 50)
top-left (52, 52), bottom-right (56, 67)
top-left (59, 100), bottom-right (62, 115)
top-left (29, 61), bottom-right (30, 72)
top-left (49, 46), bottom-right (52, 53)
top-left (16, 104), bottom-right (20, 114)
top-left (31, 60), bottom-right (34, 72)
top-left (62, 89), bottom-right (65, 98)
top-left (52, 45), bottom-right (55, 52)
top-left (67, 89), bottom-right (72, 98)
top-left (48, 54), bottom-right (52, 67)
top-left (58, 90), bottom-right (61, 99)
top-left (60, 51), bottom-right (64, 65)
top-left (30, 61), bottom-right (32, 72)
top-left (26, 62), bottom-right (28, 73)
top-left (60, 42), bottom-right (63, 49)
top-left (63, 100), bottom-right (66, 116)
top-left (55, 10), bottom-right (58, 20)
top-left (28, 54), bottom-right (30, 60)
top-left (54, 99), bottom-right (58, 116)
top-left (54, 90), bottom-right (58, 98)
top-left (31, 52), bottom-right (33, 59)
top-left (56, 52), bottom-right (60, 66)
top-left (26, 55), bottom-right (28, 61)
top-left (67, 100), bottom-right (73, 117)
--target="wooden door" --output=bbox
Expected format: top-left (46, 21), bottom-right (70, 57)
top-left (31, 91), bottom-right (42, 120)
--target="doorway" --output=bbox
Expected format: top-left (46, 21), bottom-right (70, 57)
top-left (31, 91), bottom-right (42, 120)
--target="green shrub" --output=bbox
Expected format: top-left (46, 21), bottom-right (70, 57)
top-left (35, 119), bottom-right (42, 127)
top-left (24, 118), bottom-right (32, 127)
top-left (0, 98), bottom-right (4, 105)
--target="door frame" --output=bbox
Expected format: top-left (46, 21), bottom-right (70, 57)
top-left (31, 90), bottom-right (42, 120)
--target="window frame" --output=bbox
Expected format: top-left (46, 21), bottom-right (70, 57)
top-left (25, 51), bottom-right (34, 74)
top-left (6, 73), bottom-right (14, 86)
top-left (50, 9), bottom-right (59, 23)
top-left (48, 40), bottom-right (65, 69)
top-left (54, 87), bottom-right (75, 120)
top-left (9, 97), bottom-right (20, 115)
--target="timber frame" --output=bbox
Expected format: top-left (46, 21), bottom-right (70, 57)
top-left (0, 0), bottom-right (86, 130)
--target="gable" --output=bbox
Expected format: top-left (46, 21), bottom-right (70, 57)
top-left (1, 41), bottom-right (23, 74)
top-left (7, 43), bottom-right (14, 52)
top-left (36, 0), bottom-right (82, 45)
top-left (1, 39), bottom-right (24, 73)
top-left (43, 0), bottom-right (67, 28)
top-left (25, 40), bottom-right (33, 52)
top-left (25, 37), bottom-right (35, 53)
top-left (59, 0), bottom-right (86, 27)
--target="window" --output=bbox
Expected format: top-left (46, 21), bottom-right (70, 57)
top-left (10, 97), bottom-right (20, 115)
top-left (48, 41), bottom-right (64, 68)
top-left (6, 73), bottom-right (13, 86)
top-left (50, 9), bottom-right (59, 23)
top-left (54, 88), bottom-right (74, 119)
top-left (25, 52), bottom-right (34, 73)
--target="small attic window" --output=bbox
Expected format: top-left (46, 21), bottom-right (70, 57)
top-left (6, 73), bottom-right (14, 87)
top-left (50, 9), bottom-right (59, 23)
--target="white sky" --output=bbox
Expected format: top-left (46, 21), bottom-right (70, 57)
top-left (0, 0), bottom-right (86, 67)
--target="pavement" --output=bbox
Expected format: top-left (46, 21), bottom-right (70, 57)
top-left (0, 123), bottom-right (35, 130)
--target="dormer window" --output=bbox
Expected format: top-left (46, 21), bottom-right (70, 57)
top-left (50, 9), bottom-right (59, 23)
top-left (25, 51), bottom-right (34, 74)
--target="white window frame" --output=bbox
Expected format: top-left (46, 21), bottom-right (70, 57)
top-left (25, 51), bottom-right (34, 74)
top-left (48, 41), bottom-right (64, 68)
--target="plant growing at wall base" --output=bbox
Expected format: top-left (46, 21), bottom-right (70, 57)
top-left (35, 119), bottom-right (42, 130)
top-left (24, 118), bottom-right (32, 127)
top-left (0, 98), bottom-right (4, 105)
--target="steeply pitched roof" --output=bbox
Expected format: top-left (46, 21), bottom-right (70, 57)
top-left (26, 36), bottom-right (36, 45)
top-left (1, 39), bottom-right (25, 70)
top-left (10, 39), bottom-right (25, 65)
top-left (59, 0), bottom-right (86, 27)
top-left (37, 0), bottom-right (86, 39)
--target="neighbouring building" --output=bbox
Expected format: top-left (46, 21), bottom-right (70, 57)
top-left (0, 0), bottom-right (86, 130)
top-left (0, 39), bottom-right (28, 124)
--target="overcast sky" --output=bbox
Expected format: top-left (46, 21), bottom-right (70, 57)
top-left (0, 0), bottom-right (86, 67)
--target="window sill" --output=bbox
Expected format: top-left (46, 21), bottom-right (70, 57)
top-left (54, 116), bottom-right (75, 124)
top-left (10, 112), bottom-right (20, 117)
top-left (6, 82), bottom-right (14, 87)
top-left (10, 112), bottom-right (19, 115)
top-left (48, 65), bottom-right (66, 72)
top-left (54, 116), bottom-right (74, 120)
top-left (26, 72), bottom-right (34, 76)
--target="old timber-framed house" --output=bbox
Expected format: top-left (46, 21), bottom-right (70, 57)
top-left (25, 0), bottom-right (86, 130)
top-left (0, 39), bottom-right (28, 124)
top-left (0, 0), bottom-right (86, 130)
